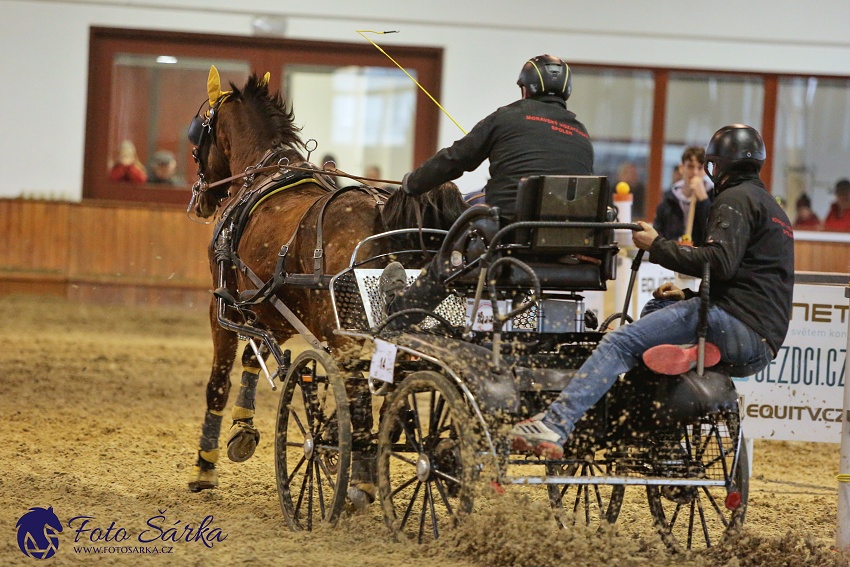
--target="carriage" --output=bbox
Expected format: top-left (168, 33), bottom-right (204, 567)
top-left (269, 174), bottom-right (748, 553)
top-left (186, 69), bottom-right (747, 554)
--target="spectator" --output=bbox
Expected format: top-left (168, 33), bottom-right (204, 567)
top-left (823, 179), bottom-right (850, 231)
top-left (653, 146), bottom-right (713, 246)
top-left (109, 140), bottom-right (147, 183)
top-left (670, 162), bottom-right (683, 186)
top-left (147, 150), bottom-right (181, 185)
top-left (792, 193), bottom-right (821, 230)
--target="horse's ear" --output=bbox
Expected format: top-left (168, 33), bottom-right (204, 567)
top-left (259, 72), bottom-right (271, 87)
top-left (207, 65), bottom-right (223, 107)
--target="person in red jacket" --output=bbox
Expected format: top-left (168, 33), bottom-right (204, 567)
top-left (792, 193), bottom-right (821, 231)
top-left (823, 179), bottom-right (850, 231)
top-left (108, 140), bottom-right (147, 183)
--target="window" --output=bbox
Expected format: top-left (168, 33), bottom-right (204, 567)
top-left (284, 65), bottom-right (417, 181)
top-left (772, 76), bottom-right (850, 228)
top-left (570, 67), bottom-right (654, 218)
top-left (83, 28), bottom-right (442, 205)
top-left (663, 72), bottom-right (763, 191)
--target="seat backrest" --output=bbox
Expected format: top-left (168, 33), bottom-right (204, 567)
top-left (513, 175), bottom-right (612, 251)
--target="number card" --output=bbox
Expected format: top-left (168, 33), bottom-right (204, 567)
top-left (369, 339), bottom-right (398, 384)
top-left (466, 299), bottom-right (494, 331)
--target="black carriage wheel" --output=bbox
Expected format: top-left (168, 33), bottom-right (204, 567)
top-left (275, 349), bottom-right (352, 530)
top-left (377, 370), bottom-right (479, 543)
top-left (546, 460), bottom-right (625, 529)
top-left (646, 411), bottom-right (748, 552)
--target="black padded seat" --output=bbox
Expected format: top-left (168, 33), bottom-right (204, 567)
top-left (497, 175), bottom-right (618, 291)
top-left (435, 176), bottom-right (618, 292)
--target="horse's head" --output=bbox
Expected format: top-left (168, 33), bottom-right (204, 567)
top-left (188, 66), bottom-right (304, 218)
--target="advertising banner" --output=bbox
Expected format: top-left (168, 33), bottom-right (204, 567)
top-left (735, 283), bottom-right (847, 443)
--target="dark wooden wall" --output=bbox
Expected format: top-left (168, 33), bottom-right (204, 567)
top-left (0, 199), bottom-right (213, 309)
top-left (0, 198), bottom-right (846, 311)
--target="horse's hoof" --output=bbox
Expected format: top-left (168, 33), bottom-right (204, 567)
top-left (188, 465), bottom-right (218, 492)
top-left (227, 421), bottom-right (260, 463)
top-left (347, 483), bottom-right (376, 512)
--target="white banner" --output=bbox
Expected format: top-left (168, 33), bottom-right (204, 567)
top-left (734, 284), bottom-right (848, 443)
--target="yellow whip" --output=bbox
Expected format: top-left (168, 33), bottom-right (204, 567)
top-left (356, 30), bottom-right (467, 135)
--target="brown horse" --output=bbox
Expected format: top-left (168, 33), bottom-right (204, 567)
top-left (186, 67), bottom-right (390, 492)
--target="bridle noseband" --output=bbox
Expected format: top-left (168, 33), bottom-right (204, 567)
top-left (187, 94), bottom-right (232, 222)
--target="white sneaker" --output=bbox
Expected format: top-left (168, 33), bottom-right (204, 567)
top-left (509, 413), bottom-right (565, 459)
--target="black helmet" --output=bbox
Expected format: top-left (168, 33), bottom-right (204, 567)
top-left (517, 55), bottom-right (572, 100)
top-left (704, 124), bottom-right (766, 184)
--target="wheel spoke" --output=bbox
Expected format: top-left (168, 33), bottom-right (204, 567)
top-left (391, 475), bottom-right (419, 499)
top-left (431, 394), bottom-right (447, 438)
top-left (700, 485), bottom-right (729, 527)
top-left (287, 404), bottom-right (308, 437)
top-left (287, 455), bottom-right (307, 481)
top-left (293, 457), bottom-right (311, 522)
top-left (410, 393), bottom-right (425, 445)
top-left (300, 382), bottom-right (317, 432)
top-left (316, 451), bottom-right (339, 493)
top-left (389, 451), bottom-right (419, 467)
top-left (399, 480), bottom-right (423, 532)
top-left (307, 457), bottom-right (315, 530)
top-left (432, 477), bottom-right (455, 517)
top-left (426, 481), bottom-right (439, 541)
top-left (418, 484), bottom-right (429, 544)
top-left (400, 412), bottom-right (423, 453)
top-left (430, 468), bottom-right (461, 486)
top-left (314, 455), bottom-right (326, 520)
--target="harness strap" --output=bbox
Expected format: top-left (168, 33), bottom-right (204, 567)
top-left (241, 263), bottom-right (327, 351)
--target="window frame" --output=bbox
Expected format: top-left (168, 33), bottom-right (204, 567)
top-left (83, 27), bottom-right (443, 206)
top-left (570, 62), bottom-right (849, 221)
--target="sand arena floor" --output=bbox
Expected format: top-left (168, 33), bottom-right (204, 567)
top-left (0, 294), bottom-right (847, 566)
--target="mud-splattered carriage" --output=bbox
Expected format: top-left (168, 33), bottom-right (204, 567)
top-left (275, 174), bottom-right (748, 553)
top-left (183, 68), bottom-right (746, 553)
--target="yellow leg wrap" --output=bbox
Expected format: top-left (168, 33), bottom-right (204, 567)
top-left (209, 409), bottom-right (225, 417)
top-left (231, 406), bottom-right (255, 420)
top-left (189, 465), bottom-right (219, 491)
top-left (199, 448), bottom-right (220, 464)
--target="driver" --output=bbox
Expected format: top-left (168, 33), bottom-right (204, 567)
top-left (380, 54), bottom-right (594, 324)
top-left (510, 124), bottom-right (795, 459)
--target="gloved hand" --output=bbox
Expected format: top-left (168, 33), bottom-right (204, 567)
top-left (401, 172), bottom-right (415, 196)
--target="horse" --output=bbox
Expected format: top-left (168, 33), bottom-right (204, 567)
top-left (185, 67), bottom-right (470, 500)
top-left (381, 180), bottom-right (470, 257)
top-left (186, 67), bottom-right (391, 493)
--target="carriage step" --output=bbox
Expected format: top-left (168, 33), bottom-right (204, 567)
top-left (507, 475), bottom-right (727, 487)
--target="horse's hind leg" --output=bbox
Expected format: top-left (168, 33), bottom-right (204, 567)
top-left (225, 342), bottom-right (267, 462)
top-left (189, 320), bottom-right (238, 492)
top-left (347, 380), bottom-right (376, 510)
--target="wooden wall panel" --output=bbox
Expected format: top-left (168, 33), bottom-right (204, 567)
top-left (794, 240), bottom-right (850, 274)
top-left (0, 199), bottom-right (213, 309)
top-left (0, 199), bottom-right (846, 310)
top-left (0, 199), bottom-right (70, 275)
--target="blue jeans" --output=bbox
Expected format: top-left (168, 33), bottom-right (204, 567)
top-left (542, 297), bottom-right (774, 441)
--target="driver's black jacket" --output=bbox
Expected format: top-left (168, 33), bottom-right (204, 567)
top-left (404, 95), bottom-right (594, 220)
top-left (648, 172), bottom-right (795, 354)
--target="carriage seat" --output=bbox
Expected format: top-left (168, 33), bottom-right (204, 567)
top-left (437, 176), bottom-right (619, 292)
